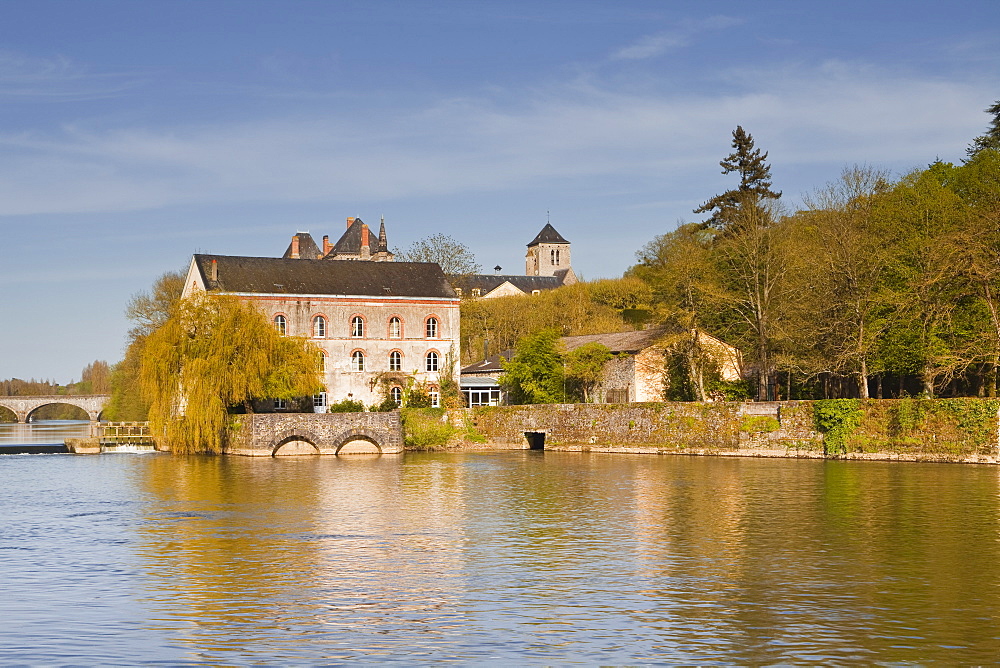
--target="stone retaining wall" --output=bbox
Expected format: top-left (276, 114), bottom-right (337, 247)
top-left (461, 400), bottom-right (1000, 463)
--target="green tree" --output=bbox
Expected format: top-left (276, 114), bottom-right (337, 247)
top-left (396, 233), bottom-right (481, 275)
top-left (796, 165), bottom-right (894, 398)
top-left (501, 329), bottom-right (565, 404)
top-left (694, 125), bottom-right (782, 232)
top-left (873, 165), bottom-right (972, 396)
top-left (105, 270), bottom-right (185, 421)
top-left (629, 222), bottom-right (719, 400)
top-left (140, 293), bottom-right (322, 453)
top-left (564, 342), bottom-right (613, 403)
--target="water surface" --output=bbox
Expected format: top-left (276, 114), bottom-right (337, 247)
top-left (2, 434), bottom-right (1000, 663)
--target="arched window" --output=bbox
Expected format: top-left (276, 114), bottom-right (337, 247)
top-left (273, 314), bottom-right (286, 336)
top-left (351, 350), bottom-right (365, 372)
top-left (551, 249), bottom-right (555, 264)
top-left (313, 315), bottom-right (326, 338)
top-left (389, 351), bottom-right (402, 371)
top-left (425, 317), bottom-right (438, 339)
top-left (351, 315), bottom-right (365, 338)
top-left (425, 351), bottom-right (439, 372)
top-left (318, 351), bottom-right (328, 372)
top-left (555, 249), bottom-right (560, 265)
top-left (388, 317), bottom-right (401, 339)
top-left (390, 386), bottom-right (402, 405)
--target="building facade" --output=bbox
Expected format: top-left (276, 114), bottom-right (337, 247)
top-left (182, 254), bottom-right (460, 410)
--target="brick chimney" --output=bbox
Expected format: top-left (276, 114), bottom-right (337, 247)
top-left (290, 235), bottom-right (300, 259)
top-left (210, 258), bottom-right (218, 282)
top-left (347, 216), bottom-right (356, 229)
top-left (361, 224), bottom-right (370, 249)
top-left (322, 235), bottom-right (331, 255)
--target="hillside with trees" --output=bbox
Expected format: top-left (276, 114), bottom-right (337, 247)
top-left (628, 100), bottom-right (1000, 400)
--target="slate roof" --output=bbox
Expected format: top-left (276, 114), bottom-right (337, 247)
top-left (560, 325), bottom-right (679, 354)
top-left (281, 233), bottom-right (323, 259)
top-left (453, 274), bottom-right (564, 295)
top-left (527, 223), bottom-right (569, 247)
top-left (460, 351), bottom-right (514, 375)
top-left (193, 254), bottom-right (457, 298)
top-left (330, 219), bottom-right (373, 256)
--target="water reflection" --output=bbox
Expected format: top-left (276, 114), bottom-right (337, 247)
top-left (0, 420), bottom-right (90, 445)
top-left (4, 450), bottom-right (1000, 662)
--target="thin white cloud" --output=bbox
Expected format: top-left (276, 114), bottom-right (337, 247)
top-left (0, 50), bottom-right (135, 100)
top-left (611, 16), bottom-right (743, 61)
top-left (0, 60), bottom-right (991, 218)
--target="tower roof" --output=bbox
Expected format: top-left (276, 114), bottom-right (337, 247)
top-left (527, 223), bottom-right (569, 247)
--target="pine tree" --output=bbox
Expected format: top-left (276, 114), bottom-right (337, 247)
top-left (967, 99), bottom-right (1000, 158)
top-left (695, 125), bottom-right (781, 231)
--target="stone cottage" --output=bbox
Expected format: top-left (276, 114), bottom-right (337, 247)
top-left (560, 326), bottom-right (743, 403)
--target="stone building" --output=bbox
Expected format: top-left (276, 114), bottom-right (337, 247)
top-left (560, 326), bottom-right (743, 403)
top-left (182, 253), bottom-right (460, 410)
top-left (455, 223), bottom-right (577, 299)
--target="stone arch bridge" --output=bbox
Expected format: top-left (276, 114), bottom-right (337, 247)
top-left (0, 395), bottom-right (109, 423)
top-left (226, 411), bottom-right (403, 456)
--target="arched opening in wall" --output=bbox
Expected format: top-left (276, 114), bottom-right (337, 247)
top-left (337, 437), bottom-right (381, 455)
top-left (273, 437), bottom-right (320, 456)
top-left (27, 403), bottom-right (88, 422)
top-left (0, 406), bottom-right (16, 423)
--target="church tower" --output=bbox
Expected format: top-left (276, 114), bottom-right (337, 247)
top-left (525, 223), bottom-right (571, 277)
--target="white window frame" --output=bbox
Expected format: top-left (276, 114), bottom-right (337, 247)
top-left (426, 317), bottom-right (438, 339)
top-left (389, 351), bottom-right (402, 371)
top-left (313, 316), bottom-right (326, 338)
top-left (274, 314), bottom-right (286, 336)
top-left (390, 386), bottom-right (402, 406)
top-left (351, 350), bottom-right (366, 372)
top-left (388, 317), bottom-right (401, 339)
top-left (352, 316), bottom-right (365, 338)
top-left (425, 351), bottom-right (439, 372)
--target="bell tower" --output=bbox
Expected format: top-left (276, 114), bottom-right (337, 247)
top-left (525, 223), bottom-right (571, 277)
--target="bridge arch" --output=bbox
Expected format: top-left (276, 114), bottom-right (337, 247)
top-left (329, 428), bottom-right (384, 455)
top-left (268, 429), bottom-right (324, 456)
top-left (25, 402), bottom-right (92, 423)
top-left (0, 395), bottom-right (108, 423)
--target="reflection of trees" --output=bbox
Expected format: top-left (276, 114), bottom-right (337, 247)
top-left (136, 455), bottom-right (468, 659)
top-left (625, 457), bottom-right (1000, 664)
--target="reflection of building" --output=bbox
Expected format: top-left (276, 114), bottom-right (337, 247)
top-left (561, 326), bottom-right (742, 403)
top-left (182, 224), bottom-right (460, 409)
top-left (454, 224), bottom-right (577, 299)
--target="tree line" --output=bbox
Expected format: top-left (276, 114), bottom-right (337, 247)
top-left (629, 100), bottom-right (1000, 400)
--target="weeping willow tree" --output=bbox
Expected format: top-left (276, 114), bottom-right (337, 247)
top-left (140, 293), bottom-right (322, 453)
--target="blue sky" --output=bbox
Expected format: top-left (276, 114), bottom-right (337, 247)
top-left (1, 0), bottom-right (998, 381)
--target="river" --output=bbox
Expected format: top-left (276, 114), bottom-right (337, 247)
top-left (2, 422), bottom-right (1000, 663)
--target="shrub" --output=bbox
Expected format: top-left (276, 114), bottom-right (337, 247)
top-left (741, 415), bottom-right (780, 433)
top-left (328, 399), bottom-right (366, 413)
top-left (813, 399), bottom-right (862, 454)
top-left (401, 408), bottom-right (456, 448)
